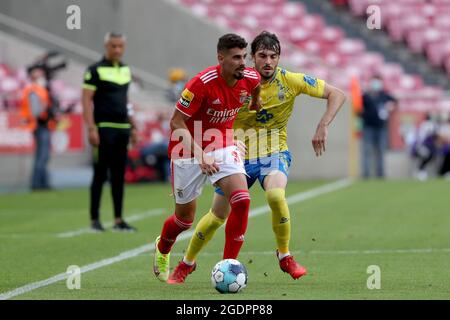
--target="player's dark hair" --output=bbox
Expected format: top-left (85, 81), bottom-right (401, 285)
top-left (217, 33), bottom-right (248, 53)
top-left (251, 31), bottom-right (281, 56)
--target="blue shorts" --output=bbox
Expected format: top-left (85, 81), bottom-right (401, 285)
top-left (215, 150), bottom-right (292, 196)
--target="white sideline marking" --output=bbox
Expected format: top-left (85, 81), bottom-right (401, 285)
top-left (56, 209), bottom-right (165, 238)
top-left (0, 179), bottom-right (352, 300)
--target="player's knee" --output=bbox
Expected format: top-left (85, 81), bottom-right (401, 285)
top-left (265, 188), bottom-right (286, 206)
top-left (173, 214), bottom-right (193, 230)
top-left (229, 190), bottom-right (251, 212)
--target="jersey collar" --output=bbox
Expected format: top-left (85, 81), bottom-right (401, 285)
top-left (102, 56), bottom-right (123, 67)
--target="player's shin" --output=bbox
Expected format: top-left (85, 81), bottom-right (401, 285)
top-left (158, 213), bottom-right (193, 254)
top-left (266, 188), bottom-right (291, 257)
top-left (223, 190), bottom-right (250, 259)
top-left (184, 209), bottom-right (225, 263)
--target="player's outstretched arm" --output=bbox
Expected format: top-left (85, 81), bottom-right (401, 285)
top-left (311, 83), bottom-right (346, 157)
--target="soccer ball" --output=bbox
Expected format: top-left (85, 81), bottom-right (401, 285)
top-left (211, 259), bottom-right (248, 294)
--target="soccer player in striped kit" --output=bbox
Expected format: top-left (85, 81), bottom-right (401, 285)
top-left (153, 34), bottom-right (261, 283)
top-left (174, 31), bottom-right (346, 283)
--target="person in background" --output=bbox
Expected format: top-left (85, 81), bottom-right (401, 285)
top-left (437, 115), bottom-right (450, 178)
top-left (166, 68), bottom-right (188, 103)
top-left (360, 76), bottom-right (397, 178)
top-left (20, 65), bottom-right (56, 190)
top-left (410, 113), bottom-right (439, 181)
top-left (82, 32), bottom-right (138, 232)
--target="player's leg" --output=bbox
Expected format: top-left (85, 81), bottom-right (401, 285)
top-left (183, 192), bottom-right (229, 265)
top-left (89, 129), bottom-right (108, 231)
top-left (167, 193), bottom-right (229, 284)
top-left (109, 129), bottom-right (135, 231)
top-left (263, 170), bottom-right (290, 255)
top-left (180, 160), bottom-right (259, 269)
top-left (217, 172), bottom-right (250, 259)
top-left (176, 163), bottom-right (260, 277)
top-left (153, 160), bottom-right (205, 282)
top-left (168, 172), bottom-right (249, 284)
top-left (168, 146), bottom-right (249, 283)
top-left (262, 152), bottom-right (307, 279)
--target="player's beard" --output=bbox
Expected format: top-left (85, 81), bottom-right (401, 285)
top-left (260, 70), bottom-right (275, 81)
top-left (234, 70), bottom-right (244, 80)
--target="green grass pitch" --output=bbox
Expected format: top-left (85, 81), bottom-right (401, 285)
top-left (1, 180), bottom-right (449, 299)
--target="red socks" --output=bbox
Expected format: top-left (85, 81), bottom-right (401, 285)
top-left (158, 214), bottom-right (193, 254)
top-left (223, 190), bottom-right (251, 259)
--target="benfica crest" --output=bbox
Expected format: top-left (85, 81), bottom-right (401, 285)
top-left (239, 90), bottom-right (250, 104)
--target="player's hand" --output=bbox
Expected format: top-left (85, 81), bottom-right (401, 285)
top-left (234, 140), bottom-right (247, 158)
top-left (130, 128), bottom-right (138, 146)
top-left (312, 124), bottom-right (328, 157)
top-left (88, 127), bottom-right (100, 147)
top-left (200, 154), bottom-right (220, 176)
top-left (249, 96), bottom-right (262, 111)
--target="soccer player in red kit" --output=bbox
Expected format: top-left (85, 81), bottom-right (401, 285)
top-left (153, 34), bottom-right (261, 283)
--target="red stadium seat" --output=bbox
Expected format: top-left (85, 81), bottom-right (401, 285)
top-left (348, 0), bottom-right (370, 16)
top-left (387, 14), bottom-right (428, 42)
top-left (444, 55), bottom-right (450, 76)
top-left (336, 38), bottom-right (366, 56)
top-left (437, 98), bottom-right (450, 113)
top-left (432, 15), bottom-right (450, 30)
top-left (279, 2), bottom-right (306, 19)
top-left (426, 40), bottom-right (450, 66)
top-left (398, 74), bottom-right (424, 91)
top-left (320, 26), bottom-right (345, 45)
top-left (406, 28), bottom-right (442, 54)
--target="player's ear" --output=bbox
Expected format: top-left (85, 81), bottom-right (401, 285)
top-left (217, 52), bottom-right (224, 63)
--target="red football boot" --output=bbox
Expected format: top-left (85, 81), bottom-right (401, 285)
top-left (167, 261), bottom-right (197, 284)
top-left (277, 251), bottom-right (307, 280)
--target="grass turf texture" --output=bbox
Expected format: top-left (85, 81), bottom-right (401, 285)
top-left (0, 180), bottom-right (449, 299)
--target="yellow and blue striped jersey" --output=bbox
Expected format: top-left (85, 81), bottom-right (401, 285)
top-left (233, 67), bottom-right (325, 159)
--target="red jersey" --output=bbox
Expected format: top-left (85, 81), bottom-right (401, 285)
top-left (168, 65), bottom-right (260, 159)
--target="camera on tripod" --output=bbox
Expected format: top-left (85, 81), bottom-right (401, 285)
top-left (29, 50), bottom-right (67, 82)
top-left (27, 51), bottom-right (70, 119)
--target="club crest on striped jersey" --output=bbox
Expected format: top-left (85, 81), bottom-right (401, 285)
top-left (240, 90), bottom-right (250, 104)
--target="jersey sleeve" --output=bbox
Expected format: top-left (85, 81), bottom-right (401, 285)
top-left (289, 72), bottom-right (325, 98)
top-left (83, 65), bottom-right (99, 91)
top-left (175, 76), bottom-right (205, 117)
top-left (245, 68), bottom-right (261, 91)
top-left (251, 74), bottom-right (261, 91)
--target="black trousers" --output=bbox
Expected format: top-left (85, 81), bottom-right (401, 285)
top-left (90, 127), bottom-right (130, 221)
top-left (439, 152), bottom-right (450, 176)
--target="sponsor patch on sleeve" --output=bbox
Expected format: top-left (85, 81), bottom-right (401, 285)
top-left (303, 74), bottom-right (317, 88)
top-left (178, 88), bottom-right (195, 108)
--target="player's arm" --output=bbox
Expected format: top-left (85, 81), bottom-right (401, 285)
top-left (249, 84), bottom-right (262, 111)
top-left (126, 101), bottom-right (139, 146)
top-left (170, 110), bottom-right (219, 175)
top-left (171, 77), bottom-right (219, 174)
top-left (311, 83), bottom-right (346, 157)
top-left (82, 88), bottom-right (99, 147)
top-left (82, 67), bottom-right (99, 147)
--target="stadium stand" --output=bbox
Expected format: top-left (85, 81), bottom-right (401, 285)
top-left (343, 0), bottom-right (450, 78)
top-left (176, 0), bottom-right (450, 138)
top-left (178, 0), bottom-right (435, 96)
